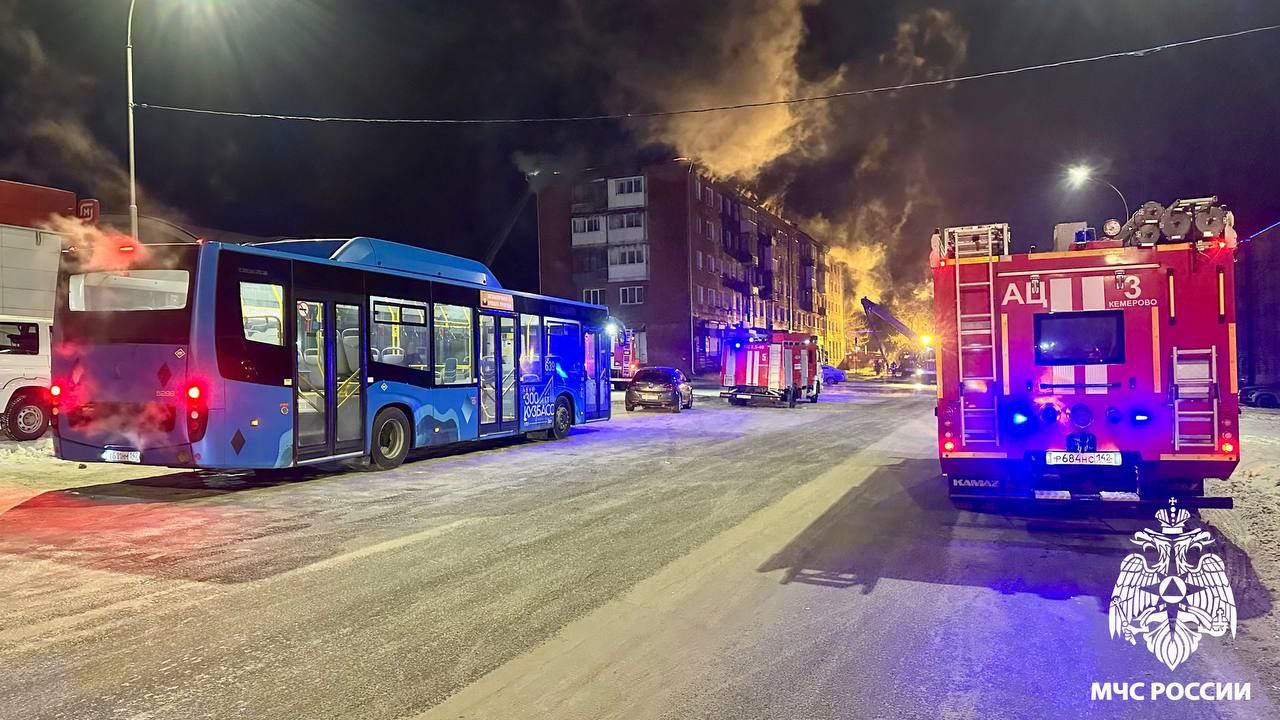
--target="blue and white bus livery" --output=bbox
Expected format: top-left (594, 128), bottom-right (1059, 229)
top-left (51, 236), bottom-right (612, 471)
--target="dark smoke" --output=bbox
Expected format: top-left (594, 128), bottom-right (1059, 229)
top-left (555, 1), bottom-right (967, 320)
top-left (0, 0), bottom-right (179, 223)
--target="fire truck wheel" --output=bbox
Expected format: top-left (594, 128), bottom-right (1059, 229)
top-left (787, 388), bottom-right (798, 408)
top-left (809, 385), bottom-right (819, 403)
top-left (625, 403), bottom-right (636, 412)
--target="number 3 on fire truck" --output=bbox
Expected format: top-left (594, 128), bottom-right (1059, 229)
top-left (1121, 275), bottom-right (1142, 299)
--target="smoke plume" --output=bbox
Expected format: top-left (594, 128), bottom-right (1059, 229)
top-left (566, 1), bottom-right (968, 326)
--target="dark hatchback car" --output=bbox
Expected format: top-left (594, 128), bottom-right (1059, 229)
top-left (624, 367), bottom-right (694, 412)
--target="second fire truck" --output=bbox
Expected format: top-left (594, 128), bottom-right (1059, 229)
top-left (932, 197), bottom-right (1238, 508)
top-left (719, 329), bottom-right (822, 407)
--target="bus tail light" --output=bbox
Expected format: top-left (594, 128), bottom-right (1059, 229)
top-left (1221, 441), bottom-right (1235, 454)
top-left (48, 383), bottom-right (62, 427)
top-left (943, 440), bottom-right (956, 452)
top-left (186, 383), bottom-right (208, 443)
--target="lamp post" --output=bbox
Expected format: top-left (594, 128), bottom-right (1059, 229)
top-left (126, 0), bottom-right (140, 241)
top-left (1066, 165), bottom-right (1129, 220)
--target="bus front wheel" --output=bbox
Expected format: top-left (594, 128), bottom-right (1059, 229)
top-left (371, 407), bottom-right (411, 470)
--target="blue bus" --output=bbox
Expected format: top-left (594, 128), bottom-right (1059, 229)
top-left (51, 237), bottom-right (612, 470)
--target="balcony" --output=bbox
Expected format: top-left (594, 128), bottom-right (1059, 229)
top-left (607, 224), bottom-right (646, 245)
top-left (609, 261), bottom-right (648, 282)
top-left (571, 216), bottom-right (606, 247)
top-left (607, 176), bottom-right (646, 209)
top-left (726, 242), bottom-right (753, 264)
top-left (722, 273), bottom-right (751, 295)
top-left (571, 180), bottom-right (608, 213)
top-left (758, 270), bottom-right (774, 299)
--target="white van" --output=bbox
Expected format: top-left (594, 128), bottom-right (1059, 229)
top-left (0, 316), bottom-right (51, 440)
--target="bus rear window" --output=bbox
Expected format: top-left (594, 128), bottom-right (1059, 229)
top-left (1034, 310), bottom-right (1124, 366)
top-left (69, 270), bottom-right (190, 312)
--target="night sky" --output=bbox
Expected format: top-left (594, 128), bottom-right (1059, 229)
top-left (4, 0), bottom-right (1280, 298)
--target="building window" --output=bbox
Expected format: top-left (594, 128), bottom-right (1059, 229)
top-left (704, 220), bottom-right (714, 240)
top-left (696, 250), bottom-right (703, 270)
top-left (607, 211), bottom-right (643, 230)
top-left (620, 286), bottom-right (645, 305)
top-left (612, 245), bottom-right (646, 265)
top-left (582, 288), bottom-right (605, 305)
top-left (572, 216), bottom-right (601, 233)
top-left (697, 285), bottom-right (704, 305)
top-left (616, 177), bottom-right (643, 194)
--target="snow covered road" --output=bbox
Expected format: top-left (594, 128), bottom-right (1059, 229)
top-left (0, 393), bottom-right (1277, 719)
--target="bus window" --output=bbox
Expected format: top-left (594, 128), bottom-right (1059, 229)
top-left (434, 304), bottom-right (473, 384)
top-left (545, 319), bottom-right (582, 380)
top-left (239, 282), bottom-right (284, 346)
top-left (520, 314), bottom-right (543, 382)
top-left (69, 269), bottom-right (190, 312)
top-left (370, 297), bottom-right (429, 372)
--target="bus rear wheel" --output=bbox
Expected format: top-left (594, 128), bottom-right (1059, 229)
top-left (370, 407), bottom-right (411, 470)
top-left (550, 396), bottom-right (573, 440)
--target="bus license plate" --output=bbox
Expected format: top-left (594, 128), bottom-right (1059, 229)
top-left (103, 450), bottom-right (141, 463)
top-left (736, 394), bottom-right (752, 400)
top-left (1045, 451), bottom-right (1121, 466)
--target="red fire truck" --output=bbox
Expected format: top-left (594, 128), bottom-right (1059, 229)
top-left (610, 328), bottom-right (639, 390)
top-left (933, 198), bottom-right (1238, 509)
top-left (719, 329), bottom-right (821, 407)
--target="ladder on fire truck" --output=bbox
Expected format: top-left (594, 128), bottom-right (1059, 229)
top-left (1172, 346), bottom-right (1220, 450)
top-left (946, 224), bottom-right (1008, 445)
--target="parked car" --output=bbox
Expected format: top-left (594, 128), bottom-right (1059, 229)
top-left (624, 367), bottom-right (694, 412)
top-left (1242, 385), bottom-right (1280, 408)
top-left (821, 364), bottom-right (846, 384)
top-left (1, 316), bottom-right (52, 441)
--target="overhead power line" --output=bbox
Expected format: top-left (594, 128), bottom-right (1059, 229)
top-left (135, 23), bottom-right (1280, 125)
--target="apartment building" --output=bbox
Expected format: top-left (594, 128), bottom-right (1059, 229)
top-left (537, 160), bottom-right (846, 373)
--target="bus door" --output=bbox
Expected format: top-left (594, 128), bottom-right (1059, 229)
top-left (582, 329), bottom-right (610, 420)
top-left (478, 313), bottom-right (517, 435)
top-left (293, 268), bottom-right (366, 462)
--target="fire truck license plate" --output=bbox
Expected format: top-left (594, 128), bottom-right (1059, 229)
top-left (1045, 451), bottom-right (1121, 466)
top-left (103, 450), bottom-right (141, 463)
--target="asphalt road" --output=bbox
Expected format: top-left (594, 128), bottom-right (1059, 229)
top-left (0, 388), bottom-right (1275, 719)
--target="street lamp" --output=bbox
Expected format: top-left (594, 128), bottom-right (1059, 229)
top-left (1065, 164), bottom-right (1129, 220)
top-left (126, 0), bottom-right (140, 241)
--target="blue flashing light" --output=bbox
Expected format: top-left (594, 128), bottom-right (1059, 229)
top-left (555, 364), bottom-right (568, 379)
top-left (1012, 412), bottom-right (1030, 426)
top-left (733, 341), bottom-right (743, 349)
